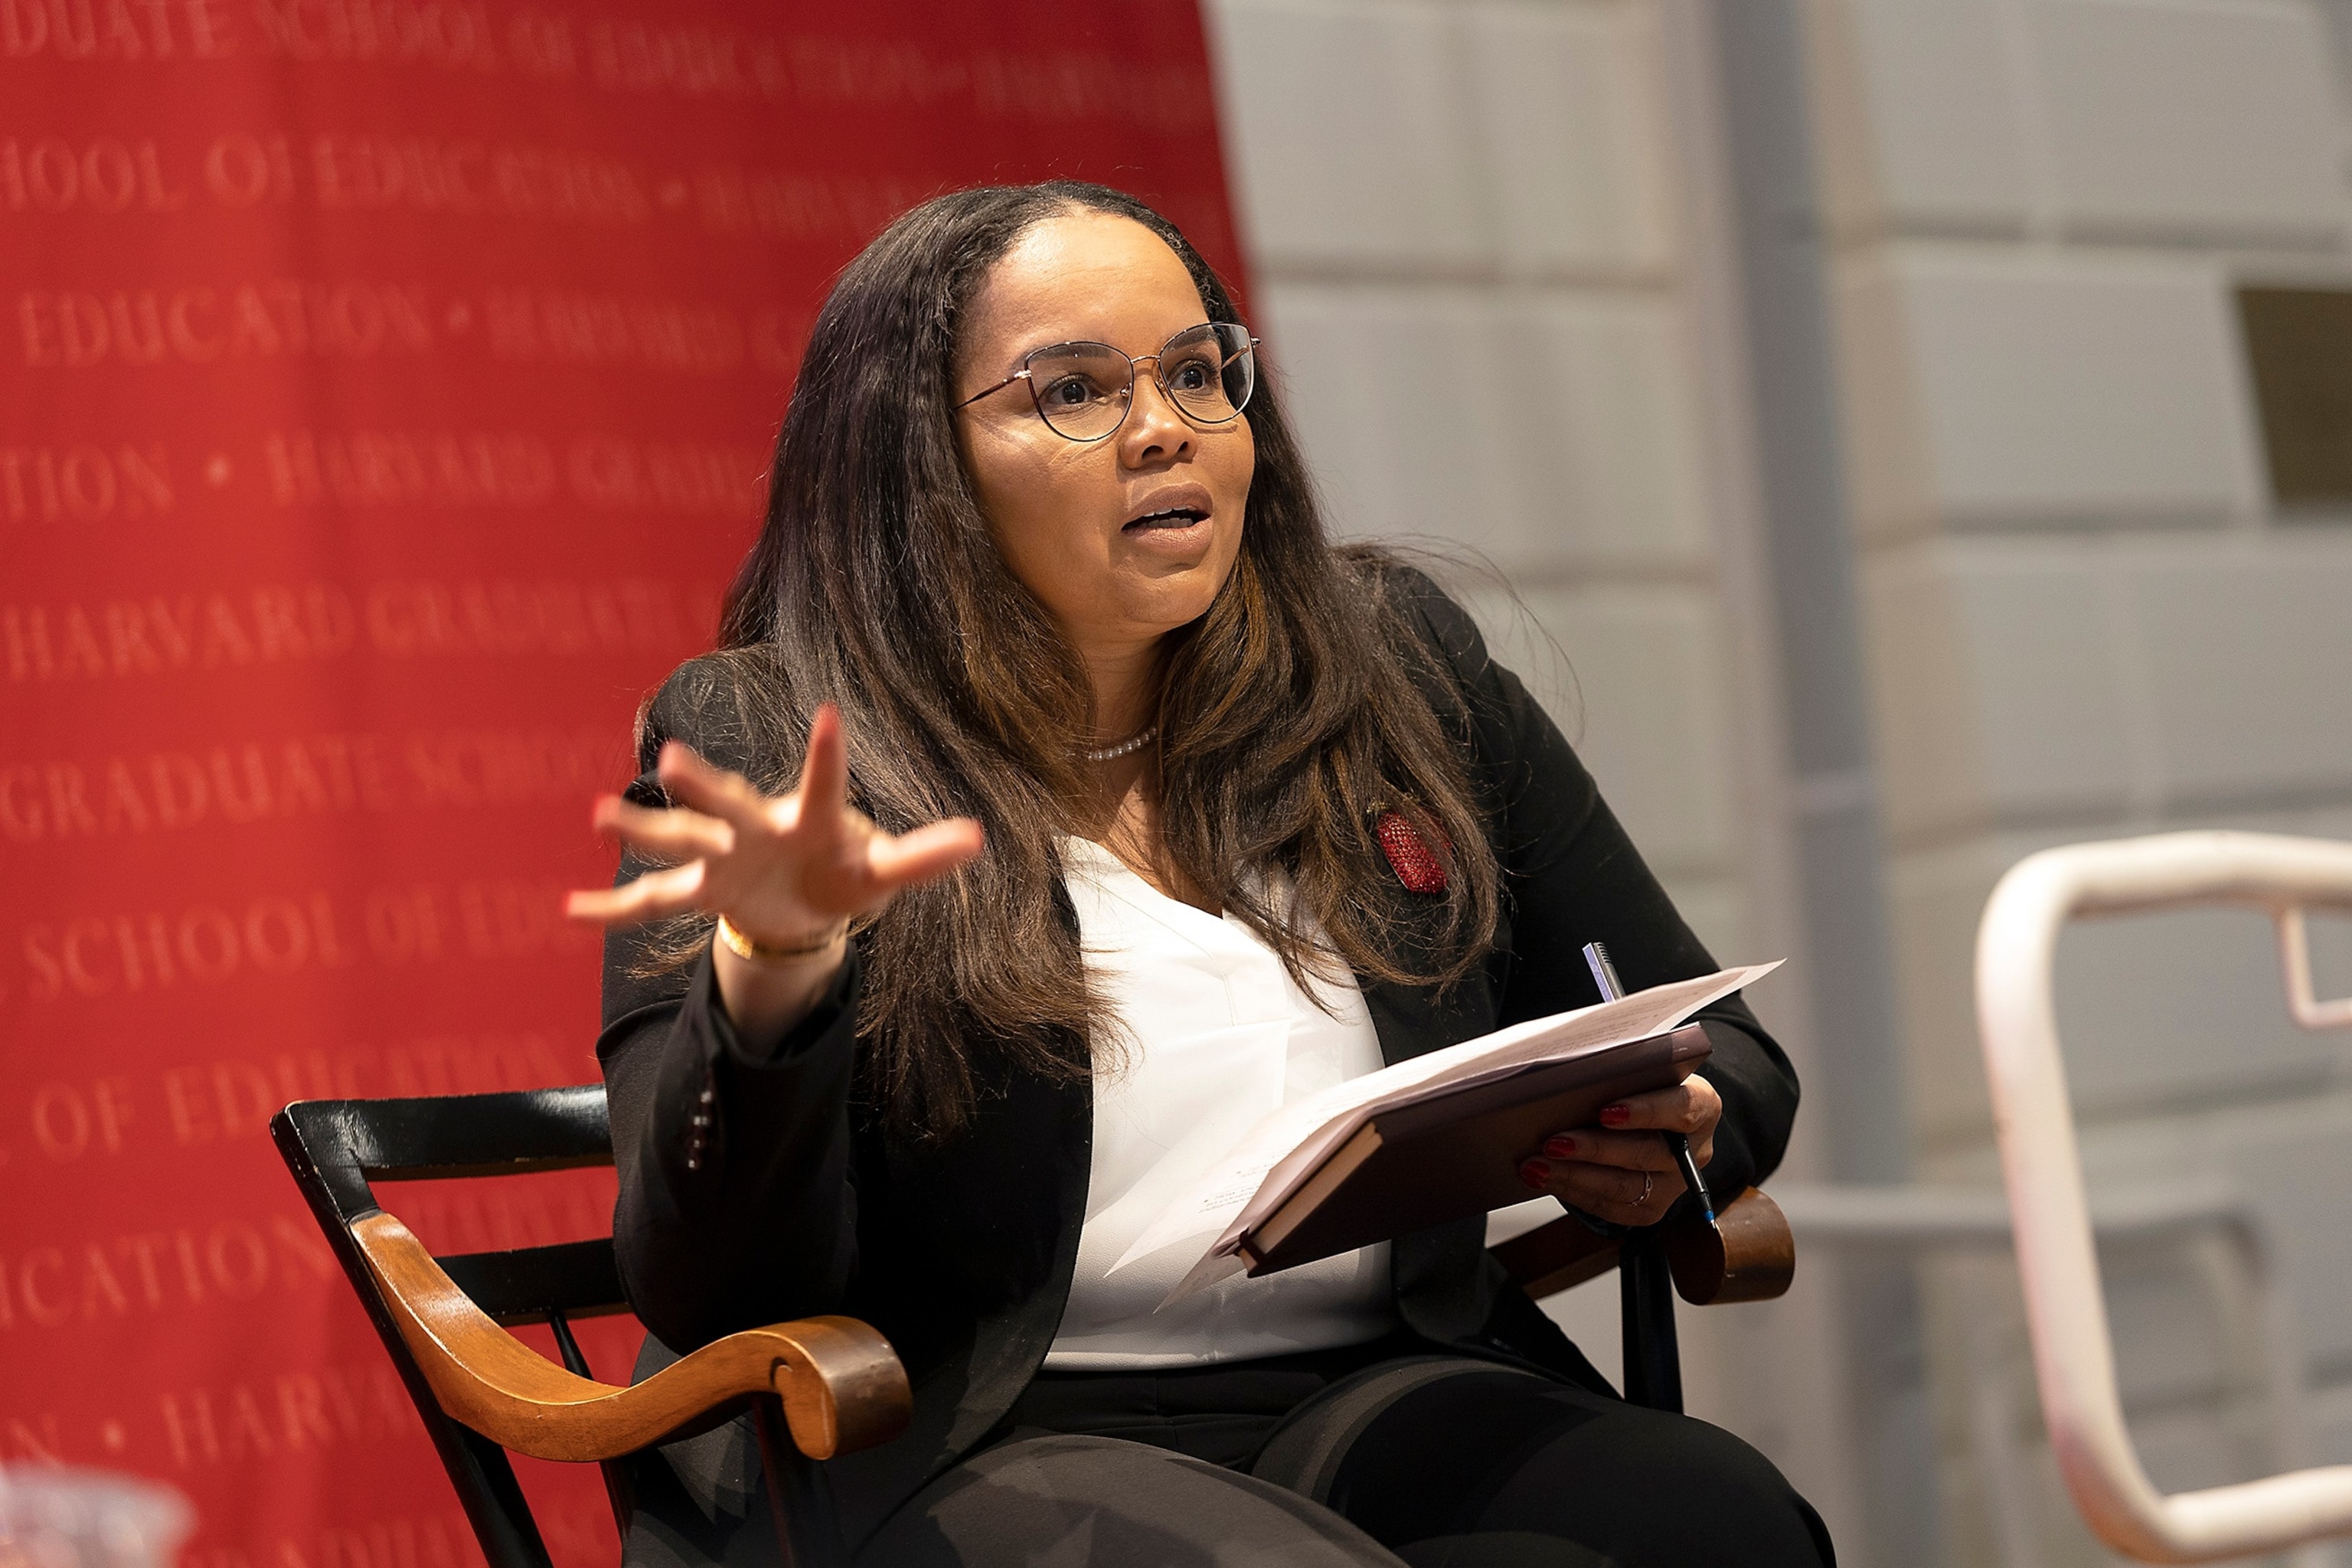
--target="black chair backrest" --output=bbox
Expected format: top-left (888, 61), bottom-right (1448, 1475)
top-left (272, 1085), bottom-right (631, 1568)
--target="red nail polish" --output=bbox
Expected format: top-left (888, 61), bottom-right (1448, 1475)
top-left (1544, 1135), bottom-right (1576, 1158)
top-left (1519, 1159), bottom-right (1550, 1191)
top-left (1599, 1105), bottom-right (1630, 1127)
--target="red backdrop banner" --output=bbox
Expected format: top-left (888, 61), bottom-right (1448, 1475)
top-left (0, 5), bottom-right (1242, 1561)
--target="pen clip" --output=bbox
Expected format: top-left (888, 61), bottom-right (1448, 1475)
top-left (1581, 941), bottom-right (1624, 1003)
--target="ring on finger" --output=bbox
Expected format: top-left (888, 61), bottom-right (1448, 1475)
top-left (1637, 1171), bottom-right (1653, 1205)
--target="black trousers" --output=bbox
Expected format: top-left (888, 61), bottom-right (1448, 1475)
top-left (856, 1336), bottom-right (1837, 1567)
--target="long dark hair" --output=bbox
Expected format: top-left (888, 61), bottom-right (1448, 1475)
top-left (701, 180), bottom-right (1500, 1139)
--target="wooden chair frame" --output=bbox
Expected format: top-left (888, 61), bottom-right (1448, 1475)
top-left (274, 1085), bottom-right (1792, 1566)
top-left (271, 1087), bottom-right (908, 1568)
top-left (1494, 1185), bottom-right (1796, 1409)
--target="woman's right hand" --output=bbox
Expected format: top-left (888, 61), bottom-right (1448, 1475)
top-left (565, 704), bottom-right (985, 1038)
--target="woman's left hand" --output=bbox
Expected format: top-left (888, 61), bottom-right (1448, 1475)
top-left (1517, 1074), bottom-right (1722, 1227)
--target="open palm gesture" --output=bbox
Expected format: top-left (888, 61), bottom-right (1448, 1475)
top-left (566, 704), bottom-right (985, 949)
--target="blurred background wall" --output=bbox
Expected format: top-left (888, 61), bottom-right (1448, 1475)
top-left (1816, 3), bottom-right (2352, 1562)
top-left (1205, 1), bottom-right (2352, 1563)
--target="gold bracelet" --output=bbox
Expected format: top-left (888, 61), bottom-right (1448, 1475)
top-left (714, 913), bottom-right (848, 965)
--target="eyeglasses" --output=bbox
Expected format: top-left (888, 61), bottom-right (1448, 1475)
top-left (957, 322), bottom-right (1259, 443)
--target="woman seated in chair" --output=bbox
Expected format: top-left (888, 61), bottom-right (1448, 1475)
top-left (568, 180), bottom-right (1829, 1567)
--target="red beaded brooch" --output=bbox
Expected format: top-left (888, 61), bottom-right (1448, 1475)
top-left (1375, 810), bottom-right (1449, 893)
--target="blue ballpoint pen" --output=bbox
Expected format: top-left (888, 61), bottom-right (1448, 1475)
top-left (1581, 941), bottom-right (1716, 1227)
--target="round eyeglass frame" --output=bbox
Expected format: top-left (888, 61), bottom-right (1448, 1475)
top-left (956, 322), bottom-right (1259, 443)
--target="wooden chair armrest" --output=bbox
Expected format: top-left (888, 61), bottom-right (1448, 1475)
top-left (1663, 1186), bottom-right (1794, 1303)
top-left (350, 1210), bottom-right (911, 1463)
top-left (1491, 1209), bottom-right (1621, 1302)
top-left (1491, 1186), bottom-right (1795, 1306)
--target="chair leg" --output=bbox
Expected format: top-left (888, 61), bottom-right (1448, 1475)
top-left (449, 1425), bottom-right (559, 1568)
top-left (755, 1395), bottom-right (848, 1568)
top-left (1620, 1232), bottom-right (1684, 1413)
top-left (545, 1310), bottom-right (635, 1540)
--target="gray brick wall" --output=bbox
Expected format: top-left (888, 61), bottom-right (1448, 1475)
top-left (1811, 0), bottom-right (2352, 1555)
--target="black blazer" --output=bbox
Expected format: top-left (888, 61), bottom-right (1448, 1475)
top-left (597, 573), bottom-right (1799, 1545)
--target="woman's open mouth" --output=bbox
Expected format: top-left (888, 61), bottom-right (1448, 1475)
top-left (1123, 507), bottom-right (1208, 533)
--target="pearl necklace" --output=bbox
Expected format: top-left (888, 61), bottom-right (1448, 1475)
top-left (1080, 724), bottom-right (1158, 763)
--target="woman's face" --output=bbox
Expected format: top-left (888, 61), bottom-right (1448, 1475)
top-left (954, 211), bottom-right (1255, 662)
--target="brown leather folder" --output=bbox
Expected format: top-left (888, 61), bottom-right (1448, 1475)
top-left (1235, 1024), bottom-right (1712, 1276)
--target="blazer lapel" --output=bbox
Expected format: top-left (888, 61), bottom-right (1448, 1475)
top-left (1361, 971), bottom-right (1496, 1068)
top-left (1360, 891), bottom-right (1511, 1067)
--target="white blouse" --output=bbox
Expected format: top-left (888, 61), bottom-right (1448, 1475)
top-left (1042, 837), bottom-right (1397, 1369)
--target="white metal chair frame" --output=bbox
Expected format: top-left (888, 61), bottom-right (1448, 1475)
top-left (1774, 1179), bottom-right (2318, 1568)
top-left (1976, 830), bottom-right (2352, 1562)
